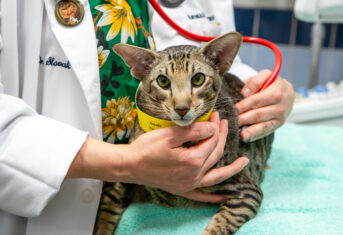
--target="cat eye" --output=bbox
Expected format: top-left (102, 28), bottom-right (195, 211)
top-left (157, 75), bottom-right (171, 89)
top-left (191, 73), bottom-right (206, 87)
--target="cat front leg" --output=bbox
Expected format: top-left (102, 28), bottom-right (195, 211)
top-left (202, 179), bottom-right (263, 235)
top-left (93, 182), bottom-right (133, 235)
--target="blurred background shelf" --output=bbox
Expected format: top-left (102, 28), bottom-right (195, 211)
top-left (288, 97), bottom-right (343, 127)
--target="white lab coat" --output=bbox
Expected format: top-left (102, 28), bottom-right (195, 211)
top-left (0, 0), bottom-right (256, 234)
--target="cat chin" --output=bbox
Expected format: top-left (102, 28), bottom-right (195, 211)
top-left (172, 119), bottom-right (194, 127)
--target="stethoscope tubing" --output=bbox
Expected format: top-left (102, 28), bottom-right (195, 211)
top-left (149, 0), bottom-right (282, 91)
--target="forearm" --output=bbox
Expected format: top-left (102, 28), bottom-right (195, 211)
top-left (66, 137), bottom-right (134, 183)
top-left (67, 117), bottom-right (249, 204)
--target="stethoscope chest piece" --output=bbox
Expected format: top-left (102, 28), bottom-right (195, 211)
top-left (159, 0), bottom-right (184, 8)
top-left (55, 0), bottom-right (85, 27)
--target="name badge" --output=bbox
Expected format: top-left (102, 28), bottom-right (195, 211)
top-left (55, 0), bottom-right (84, 27)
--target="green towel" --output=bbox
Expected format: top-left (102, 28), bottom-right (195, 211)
top-left (116, 123), bottom-right (343, 234)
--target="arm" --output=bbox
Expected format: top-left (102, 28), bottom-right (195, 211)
top-left (0, 94), bottom-right (247, 217)
top-left (68, 112), bottom-right (249, 202)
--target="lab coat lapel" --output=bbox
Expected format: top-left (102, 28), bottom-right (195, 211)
top-left (43, 0), bottom-right (102, 139)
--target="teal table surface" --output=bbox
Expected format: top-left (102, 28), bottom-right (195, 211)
top-left (116, 123), bottom-right (343, 235)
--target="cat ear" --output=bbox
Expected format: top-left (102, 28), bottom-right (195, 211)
top-left (112, 44), bottom-right (160, 80)
top-left (200, 32), bottom-right (242, 75)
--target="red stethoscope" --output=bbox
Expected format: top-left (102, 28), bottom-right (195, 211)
top-left (149, 0), bottom-right (282, 92)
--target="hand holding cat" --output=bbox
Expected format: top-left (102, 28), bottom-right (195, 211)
top-left (126, 112), bottom-right (249, 203)
top-left (235, 70), bottom-right (295, 142)
top-left (67, 112), bottom-right (249, 203)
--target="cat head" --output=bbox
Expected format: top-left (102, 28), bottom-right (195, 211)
top-left (113, 32), bottom-right (242, 127)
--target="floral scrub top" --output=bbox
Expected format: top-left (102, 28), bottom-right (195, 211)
top-left (89, 0), bottom-right (155, 144)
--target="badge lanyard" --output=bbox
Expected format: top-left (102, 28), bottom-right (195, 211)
top-left (149, 0), bottom-right (282, 92)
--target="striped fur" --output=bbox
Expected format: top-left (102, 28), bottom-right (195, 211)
top-left (94, 33), bottom-right (274, 235)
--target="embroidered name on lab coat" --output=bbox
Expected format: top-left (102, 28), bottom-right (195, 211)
top-left (187, 13), bottom-right (205, 20)
top-left (39, 56), bottom-right (71, 69)
top-left (187, 13), bottom-right (215, 21)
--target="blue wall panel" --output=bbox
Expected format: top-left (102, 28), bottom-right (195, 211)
top-left (258, 10), bottom-right (292, 44)
top-left (234, 9), bottom-right (254, 37)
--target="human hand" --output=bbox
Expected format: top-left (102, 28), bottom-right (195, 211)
top-left (235, 70), bottom-right (295, 142)
top-left (67, 112), bottom-right (249, 203)
top-left (122, 112), bottom-right (249, 203)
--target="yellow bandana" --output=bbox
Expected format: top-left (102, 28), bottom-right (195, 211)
top-left (136, 105), bottom-right (214, 132)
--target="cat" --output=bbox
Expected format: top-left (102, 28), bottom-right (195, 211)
top-left (93, 32), bottom-right (274, 235)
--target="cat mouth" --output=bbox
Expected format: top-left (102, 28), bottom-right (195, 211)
top-left (172, 118), bottom-right (194, 127)
top-left (171, 110), bottom-right (207, 127)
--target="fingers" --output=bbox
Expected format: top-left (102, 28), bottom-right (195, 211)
top-left (182, 112), bottom-right (222, 163)
top-left (185, 112), bottom-right (228, 172)
top-left (179, 190), bottom-right (226, 203)
top-left (241, 69), bottom-right (271, 97)
top-left (238, 104), bottom-right (286, 127)
top-left (198, 157), bottom-right (249, 188)
top-left (241, 120), bottom-right (279, 142)
top-left (200, 118), bottom-right (228, 173)
top-left (237, 70), bottom-right (284, 115)
top-left (236, 83), bottom-right (283, 115)
top-left (209, 110), bottom-right (220, 123)
top-left (162, 122), bottom-right (217, 148)
top-left (235, 69), bottom-right (295, 143)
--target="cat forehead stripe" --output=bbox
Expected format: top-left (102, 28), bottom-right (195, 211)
top-left (162, 45), bottom-right (197, 58)
top-left (162, 46), bottom-right (197, 73)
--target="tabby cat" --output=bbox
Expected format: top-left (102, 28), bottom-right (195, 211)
top-left (94, 32), bottom-right (274, 235)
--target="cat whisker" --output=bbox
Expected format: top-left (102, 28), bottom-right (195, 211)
top-left (140, 89), bottom-right (159, 103)
top-left (137, 103), bottom-right (171, 117)
top-left (214, 104), bottom-right (233, 108)
top-left (139, 90), bottom-right (171, 112)
top-left (215, 97), bottom-right (241, 102)
top-left (214, 100), bottom-right (233, 104)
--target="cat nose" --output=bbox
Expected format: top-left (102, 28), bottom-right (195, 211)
top-left (175, 107), bottom-right (190, 117)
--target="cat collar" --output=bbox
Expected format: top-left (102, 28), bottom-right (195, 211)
top-left (136, 105), bottom-right (214, 132)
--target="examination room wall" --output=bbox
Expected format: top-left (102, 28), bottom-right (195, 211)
top-left (233, 4), bottom-right (343, 90)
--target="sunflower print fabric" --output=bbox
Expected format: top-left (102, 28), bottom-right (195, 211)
top-left (95, 0), bottom-right (138, 42)
top-left (89, 0), bottom-right (155, 144)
